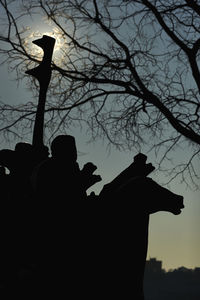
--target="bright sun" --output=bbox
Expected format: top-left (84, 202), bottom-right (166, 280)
top-left (26, 28), bottom-right (65, 63)
top-left (39, 31), bottom-right (62, 52)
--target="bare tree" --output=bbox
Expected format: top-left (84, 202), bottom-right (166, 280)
top-left (0, 0), bottom-right (200, 187)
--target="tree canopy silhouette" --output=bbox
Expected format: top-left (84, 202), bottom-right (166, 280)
top-left (0, 0), bottom-right (199, 186)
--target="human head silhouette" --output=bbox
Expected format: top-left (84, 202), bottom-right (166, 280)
top-left (51, 135), bottom-right (77, 162)
top-left (15, 142), bottom-right (33, 155)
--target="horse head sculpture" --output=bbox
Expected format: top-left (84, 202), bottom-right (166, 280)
top-left (96, 154), bottom-right (184, 300)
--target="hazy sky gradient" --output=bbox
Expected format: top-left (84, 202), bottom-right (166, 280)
top-left (1, 63), bottom-right (200, 270)
top-left (0, 5), bottom-right (199, 271)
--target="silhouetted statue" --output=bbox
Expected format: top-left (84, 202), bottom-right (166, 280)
top-left (0, 35), bottom-right (103, 290)
top-left (100, 152), bottom-right (155, 199)
top-left (0, 166), bottom-right (6, 176)
top-left (0, 35), bottom-right (55, 203)
top-left (30, 134), bottom-right (101, 293)
top-left (31, 149), bottom-right (183, 299)
top-left (26, 35), bottom-right (55, 150)
top-left (0, 165), bottom-right (9, 207)
top-left (0, 149), bottom-right (16, 174)
top-left (94, 157), bottom-right (184, 300)
top-left (81, 161), bottom-right (102, 191)
top-left (0, 35), bottom-right (55, 289)
top-left (0, 34), bottom-right (184, 298)
top-left (35, 134), bottom-right (86, 201)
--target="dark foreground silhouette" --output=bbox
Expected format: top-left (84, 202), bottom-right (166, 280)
top-left (0, 35), bottom-right (184, 298)
top-left (144, 263), bottom-right (200, 300)
top-left (97, 176), bottom-right (184, 299)
top-left (0, 135), bottom-right (184, 299)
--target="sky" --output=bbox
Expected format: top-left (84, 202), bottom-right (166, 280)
top-left (1, 62), bottom-right (200, 271)
top-left (0, 2), bottom-right (200, 272)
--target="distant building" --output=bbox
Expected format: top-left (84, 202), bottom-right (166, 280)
top-left (194, 267), bottom-right (200, 273)
top-left (174, 266), bottom-right (192, 273)
top-left (145, 258), bottom-right (163, 274)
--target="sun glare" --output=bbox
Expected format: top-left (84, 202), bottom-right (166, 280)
top-left (26, 28), bottom-right (66, 63)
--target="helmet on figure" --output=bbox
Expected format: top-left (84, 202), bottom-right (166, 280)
top-left (51, 135), bottom-right (77, 162)
top-left (15, 142), bottom-right (33, 153)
